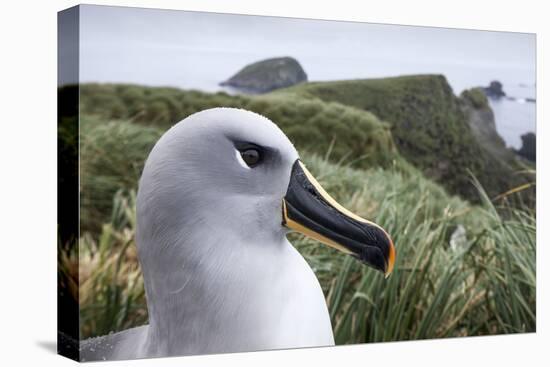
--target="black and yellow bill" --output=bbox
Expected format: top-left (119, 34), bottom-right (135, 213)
top-left (282, 160), bottom-right (395, 277)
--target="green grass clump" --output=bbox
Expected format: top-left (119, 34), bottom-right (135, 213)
top-left (297, 157), bottom-right (534, 342)
top-left (460, 87), bottom-right (490, 110)
top-left (80, 115), bottom-right (163, 233)
top-left (78, 190), bottom-right (147, 338)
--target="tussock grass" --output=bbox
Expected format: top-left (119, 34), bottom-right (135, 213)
top-left (61, 83), bottom-right (535, 343)
top-left (69, 155), bottom-right (535, 341)
top-left (78, 191), bottom-right (147, 338)
top-left (296, 156), bottom-right (535, 342)
top-left (80, 115), bottom-right (162, 233)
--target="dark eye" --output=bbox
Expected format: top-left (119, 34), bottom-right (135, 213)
top-left (240, 148), bottom-right (261, 167)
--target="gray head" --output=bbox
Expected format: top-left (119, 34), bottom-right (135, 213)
top-left (137, 108), bottom-right (298, 249)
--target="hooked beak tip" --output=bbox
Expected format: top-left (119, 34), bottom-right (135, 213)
top-left (385, 238), bottom-right (396, 278)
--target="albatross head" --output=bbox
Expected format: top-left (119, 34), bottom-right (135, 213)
top-left (136, 108), bottom-right (395, 342)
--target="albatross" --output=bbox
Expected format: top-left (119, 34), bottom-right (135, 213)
top-left (81, 107), bottom-right (395, 361)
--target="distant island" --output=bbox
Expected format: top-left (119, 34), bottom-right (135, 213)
top-left (481, 80), bottom-right (536, 103)
top-left (482, 80), bottom-right (506, 98)
top-left (220, 57), bottom-right (307, 93)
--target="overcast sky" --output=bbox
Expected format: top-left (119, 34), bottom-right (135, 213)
top-left (76, 4), bottom-right (536, 94)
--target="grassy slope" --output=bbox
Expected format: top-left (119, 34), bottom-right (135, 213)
top-left (76, 152), bottom-right (535, 342)
top-left (280, 75), bottom-right (533, 204)
top-left (65, 82), bottom-right (535, 343)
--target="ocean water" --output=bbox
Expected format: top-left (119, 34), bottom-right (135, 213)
top-left (488, 84), bottom-right (536, 149)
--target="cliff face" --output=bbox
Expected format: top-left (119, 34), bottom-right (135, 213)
top-left (281, 75), bottom-right (532, 204)
top-left (459, 88), bottom-right (511, 161)
top-left (220, 57), bottom-right (307, 93)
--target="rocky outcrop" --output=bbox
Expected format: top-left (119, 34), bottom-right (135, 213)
top-left (480, 81), bottom-right (537, 103)
top-left (220, 57), bottom-right (307, 94)
top-left (516, 132), bottom-right (536, 162)
top-left (482, 80), bottom-right (506, 99)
